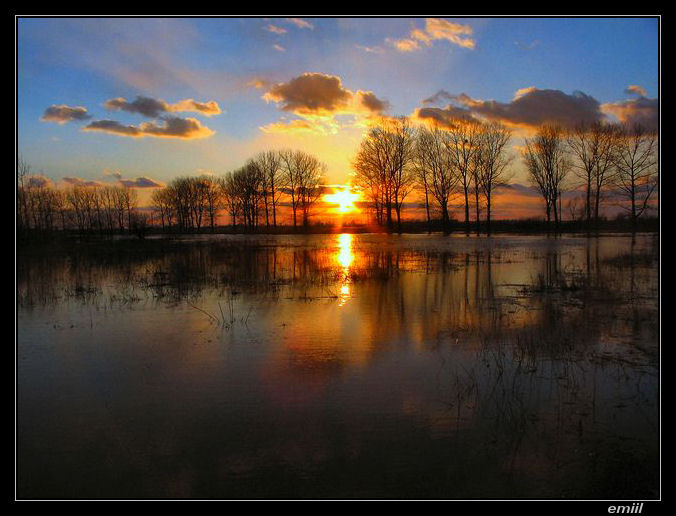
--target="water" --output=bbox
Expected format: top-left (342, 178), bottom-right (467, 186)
top-left (16, 233), bottom-right (659, 499)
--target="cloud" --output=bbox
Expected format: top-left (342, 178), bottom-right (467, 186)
top-left (118, 176), bottom-right (165, 188)
top-left (625, 85), bottom-right (648, 97)
top-left (601, 96), bottom-right (658, 130)
top-left (83, 120), bottom-right (142, 137)
top-left (260, 73), bottom-right (390, 135)
top-left (104, 95), bottom-right (221, 117)
top-left (26, 175), bottom-right (51, 188)
top-left (412, 105), bottom-right (476, 129)
top-left (416, 86), bottom-right (659, 132)
top-left (453, 87), bottom-right (604, 129)
top-left (357, 91), bottom-right (391, 113)
top-left (260, 118), bottom-right (332, 135)
top-left (102, 169), bottom-right (123, 179)
top-left (390, 18), bottom-right (476, 52)
top-left (355, 44), bottom-right (385, 54)
top-left (263, 73), bottom-right (352, 115)
top-left (285, 18), bottom-right (314, 30)
top-left (421, 89), bottom-right (454, 106)
top-left (41, 104), bottom-right (91, 124)
top-left (265, 24), bottom-right (287, 35)
top-left (512, 86), bottom-right (539, 100)
top-left (273, 44), bottom-right (286, 52)
top-left (387, 38), bottom-right (421, 52)
top-left (83, 116), bottom-right (215, 139)
top-left (262, 72), bottom-right (389, 117)
top-left (170, 99), bottom-right (222, 116)
top-left (62, 176), bottom-right (103, 187)
top-left (104, 96), bottom-right (167, 118)
top-left (247, 78), bottom-right (270, 90)
top-left (419, 18), bottom-right (476, 49)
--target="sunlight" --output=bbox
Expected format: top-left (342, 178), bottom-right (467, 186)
top-left (336, 233), bottom-right (353, 306)
top-left (337, 233), bottom-right (353, 269)
top-left (324, 188), bottom-right (361, 214)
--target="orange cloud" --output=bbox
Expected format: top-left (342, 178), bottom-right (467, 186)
top-left (104, 95), bottom-right (222, 117)
top-left (261, 72), bottom-right (390, 134)
top-left (260, 118), bottom-right (334, 135)
top-left (625, 85), bottom-right (648, 97)
top-left (263, 72), bottom-right (389, 116)
top-left (390, 18), bottom-right (476, 52)
top-left (601, 96), bottom-right (658, 130)
top-left (387, 37), bottom-right (421, 52)
top-left (285, 18), bottom-right (314, 30)
top-left (83, 116), bottom-right (215, 139)
top-left (265, 24), bottom-right (287, 35)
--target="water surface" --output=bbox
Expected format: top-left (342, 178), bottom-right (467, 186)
top-left (17, 233), bottom-right (659, 499)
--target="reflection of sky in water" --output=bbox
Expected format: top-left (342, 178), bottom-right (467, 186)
top-left (16, 233), bottom-right (659, 499)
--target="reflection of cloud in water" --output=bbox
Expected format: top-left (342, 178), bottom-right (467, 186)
top-left (17, 233), bottom-right (659, 499)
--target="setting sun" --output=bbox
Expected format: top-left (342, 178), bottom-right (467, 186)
top-left (324, 188), bottom-right (361, 214)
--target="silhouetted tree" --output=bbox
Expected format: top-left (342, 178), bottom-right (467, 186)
top-left (252, 150), bottom-right (285, 227)
top-left (445, 117), bottom-right (482, 234)
top-left (476, 121), bottom-right (512, 235)
top-left (280, 149), bottom-right (325, 228)
top-left (353, 117), bottom-right (415, 231)
top-left (612, 123), bottom-right (658, 229)
top-left (524, 124), bottom-right (570, 230)
top-left (413, 126), bottom-right (458, 232)
top-left (568, 121), bottom-right (618, 228)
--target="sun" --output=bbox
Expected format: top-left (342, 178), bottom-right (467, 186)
top-left (324, 188), bottom-right (360, 214)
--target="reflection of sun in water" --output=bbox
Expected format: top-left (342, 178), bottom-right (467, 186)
top-left (338, 233), bottom-right (353, 269)
top-left (336, 233), bottom-right (353, 306)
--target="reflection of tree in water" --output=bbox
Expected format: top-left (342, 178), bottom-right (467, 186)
top-left (17, 234), bottom-right (658, 498)
top-left (428, 239), bottom-right (658, 498)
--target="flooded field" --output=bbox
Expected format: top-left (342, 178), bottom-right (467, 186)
top-left (16, 232), bottom-right (659, 499)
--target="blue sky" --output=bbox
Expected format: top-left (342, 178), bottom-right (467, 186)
top-left (17, 16), bottom-right (659, 190)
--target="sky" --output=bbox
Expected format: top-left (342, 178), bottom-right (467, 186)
top-left (16, 16), bottom-right (659, 210)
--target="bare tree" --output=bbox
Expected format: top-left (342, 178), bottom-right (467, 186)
top-left (523, 124), bottom-right (570, 230)
top-left (411, 130), bottom-right (433, 231)
top-left (280, 149), bottom-right (324, 228)
top-left (17, 156), bottom-right (31, 234)
top-left (413, 126), bottom-right (458, 232)
top-left (612, 123), bottom-right (658, 228)
top-left (353, 117), bottom-right (415, 231)
top-left (353, 127), bottom-right (389, 226)
top-left (567, 121), bottom-right (618, 227)
top-left (151, 188), bottom-right (171, 231)
top-left (219, 172), bottom-right (242, 229)
top-left (476, 122), bottom-right (512, 234)
top-left (386, 117), bottom-right (416, 232)
top-left (200, 175), bottom-right (222, 232)
top-left (445, 118), bottom-right (482, 233)
top-left (252, 151), bottom-right (285, 227)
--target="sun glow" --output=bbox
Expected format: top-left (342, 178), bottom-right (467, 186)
top-left (324, 188), bottom-right (361, 214)
top-left (336, 233), bottom-right (353, 306)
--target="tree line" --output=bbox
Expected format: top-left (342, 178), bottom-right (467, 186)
top-left (353, 116), bottom-right (657, 233)
top-left (17, 118), bottom-right (657, 239)
top-left (16, 149), bottom-right (327, 238)
top-left (151, 149), bottom-right (325, 233)
top-left (17, 156), bottom-right (142, 236)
